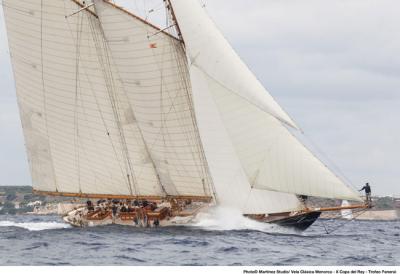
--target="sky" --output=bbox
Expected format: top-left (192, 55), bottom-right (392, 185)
top-left (0, 0), bottom-right (399, 196)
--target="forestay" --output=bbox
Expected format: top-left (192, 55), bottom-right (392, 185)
top-left (169, 0), bottom-right (362, 202)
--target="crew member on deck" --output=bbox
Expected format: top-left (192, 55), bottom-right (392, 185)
top-left (86, 200), bottom-right (94, 211)
top-left (359, 182), bottom-right (372, 206)
top-left (111, 204), bottom-right (118, 221)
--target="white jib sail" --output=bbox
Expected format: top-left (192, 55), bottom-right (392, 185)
top-left (187, 59), bottom-right (303, 214)
top-left (3, 0), bottom-right (166, 196)
top-left (170, 0), bottom-right (362, 202)
top-left (169, 0), bottom-right (297, 129)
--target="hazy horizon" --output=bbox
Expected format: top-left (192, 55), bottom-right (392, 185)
top-left (1, 0), bottom-right (399, 196)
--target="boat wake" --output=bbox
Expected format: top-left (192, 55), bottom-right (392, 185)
top-left (190, 207), bottom-right (299, 235)
top-left (0, 221), bottom-right (71, 231)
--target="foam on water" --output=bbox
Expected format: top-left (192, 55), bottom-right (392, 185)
top-left (0, 220), bottom-right (71, 231)
top-left (190, 206), bottom-right (298, 234)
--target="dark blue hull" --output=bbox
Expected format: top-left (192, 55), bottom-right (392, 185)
top-left (268, 211), bottom-right (322, 231)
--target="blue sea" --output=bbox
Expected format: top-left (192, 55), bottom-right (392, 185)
top-left (0, 210), bottom-right (399, 266)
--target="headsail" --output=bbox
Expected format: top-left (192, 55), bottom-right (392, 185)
top-left (168, 0), bottom-right (297, 129)
top-left (169, 0), bottom-right (362, 202)
top-left (180, 56), bottom-right (304, 213)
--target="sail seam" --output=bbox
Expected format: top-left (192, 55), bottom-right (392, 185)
top-left (88, 14), bottom-right (138, 196)
top-left (39, 0), bottom-right (59, 192)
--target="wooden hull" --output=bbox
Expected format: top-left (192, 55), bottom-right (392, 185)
top-left (63, 203), bottom-right (208, 228)
top-left (64, 206), bottom-right (321, 231)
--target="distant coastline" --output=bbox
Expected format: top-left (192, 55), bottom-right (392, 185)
top-left (0, 186), bottom-right (399, 220)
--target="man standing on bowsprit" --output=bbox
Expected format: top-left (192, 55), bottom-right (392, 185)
top-left (359, 182), bottom-right (372, 207)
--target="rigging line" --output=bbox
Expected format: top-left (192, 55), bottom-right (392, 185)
top-left (323, 208), bottom-right (369, 234)
top-left (143, 0), bottom-right (163, 21)
top-left (97, 20), bottom-right (141, 197)
top-left (299, 130), bottom-right (359, 192)
top-left (243, 185), bottom-right (256, 212)
top-left (95, 15), bottom-right (168, 196)
top-left (141, 35), bottom-right (186, 195)
top-left (212, 69), bottom-right (358, 199)
top-left (172, 46), bottom-right (205, 169)
top-left (171, 40), bottom-right (213, 196)
top-left (165, 0), bottom-right (183, 41)
top-left (132, 48), bottom-right (187, 159)
top-left (199, 0), bottom-right (207, 8)
top-left (283, 121), bottom-right (360, 198)
top-left (94, 13), bottom-right (173, 195)
top-left (39, 0), bottom-right (59, 192)
top-left (155, 40), bottom-right (199, 185)
top-left (249, 134), bottom-right (281, 188)
top-left (201, 67), bottom-right (267, 199)
top-left (164, 1), bottom-right (213, 190)
top-left (65, 3), bottom-right (94, 18)
top-left (145, 31), bottom-right (210, 195)
top-left (146, 24), bottom-right (176, 39)
top-left (171, 40), bottom-right (217, 199)
top-left (87, 16), bottom-right (137, 196)
top-left (65, 6), bottom-right (123, 189)
top-left (74, 12), bottom-right (84, 193)
top-left (64, 8), bottom-right (125, 187)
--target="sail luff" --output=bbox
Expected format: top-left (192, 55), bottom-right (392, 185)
top-left (101, 0), bottom-right (181, 41)
top-left (169, 0), bottom-right (298, 129)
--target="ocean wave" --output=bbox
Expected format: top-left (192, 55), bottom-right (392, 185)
top-left (0, 220), bottom-right (71, 231)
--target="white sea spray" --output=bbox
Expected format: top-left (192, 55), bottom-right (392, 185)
top-left (0, 221), bottom-right (71, 231)
top-left (190, 206), bottom-right (298, 234)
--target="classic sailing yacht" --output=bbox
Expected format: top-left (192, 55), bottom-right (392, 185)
top-left (3, 0), bottom-right (367, 230)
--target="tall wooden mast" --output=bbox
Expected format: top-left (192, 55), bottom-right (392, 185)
top-left (164, 0), bottom-right (184, 43)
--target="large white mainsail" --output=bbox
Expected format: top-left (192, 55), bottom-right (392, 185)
top-left (169, 0), bottom-right (362, 202)
top-left (3, 0), bottom-right (168, 197)
top-left (93, 0), bottom-right (212, 197)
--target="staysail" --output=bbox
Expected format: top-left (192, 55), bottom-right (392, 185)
top-left (169, 0), bottom-right (362, 202)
